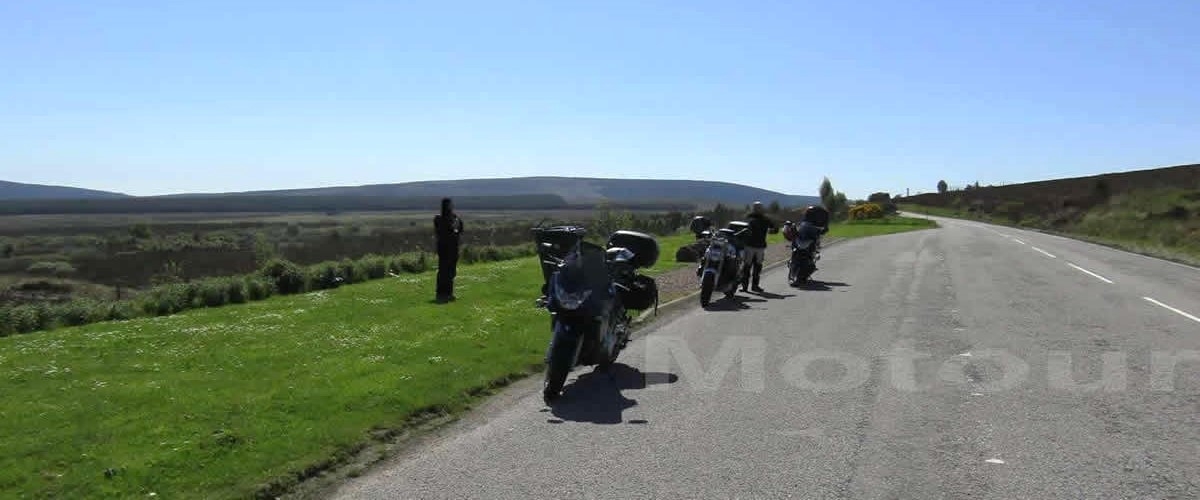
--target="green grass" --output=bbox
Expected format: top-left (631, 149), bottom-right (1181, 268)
top-left (0, 257), bottom-right (553, 499)
top-left (825, 216), bottom-right (939, 238)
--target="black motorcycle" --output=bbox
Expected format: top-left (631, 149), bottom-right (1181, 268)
top-left (695, 221), bottom-right (750, 307)
top-left (532, 225), bottom-right (659, 404)
top-left (785, 220), bottom-right (823, 286)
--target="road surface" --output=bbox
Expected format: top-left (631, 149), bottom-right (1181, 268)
top-left (328, 215), bottom-right (1200, 499)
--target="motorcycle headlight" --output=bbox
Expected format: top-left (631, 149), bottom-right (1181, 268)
top-left (553, 281), bottom-right (592, 310)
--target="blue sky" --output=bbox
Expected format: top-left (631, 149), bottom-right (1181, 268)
top-left (2, 0), bottom-right (1197, 199)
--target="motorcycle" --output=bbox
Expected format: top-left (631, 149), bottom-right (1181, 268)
top-left (784, 220), bottom-right (823, 286)
top-left (532, 224), bottom-right (659, 404)
top-left (695, 221), bottom-right (750, 307)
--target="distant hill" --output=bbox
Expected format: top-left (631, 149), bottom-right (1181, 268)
top-left (0, 176), bottom-right (819, 215)
top-left (171, 177), bottom-right (820, 209)
top-left (0, 180), bottom-right (128, 200)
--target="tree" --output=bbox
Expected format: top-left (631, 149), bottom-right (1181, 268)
top-left (819, 177), bottom-right (850, 220)
top-left (937, 180), bottom-right (948, 193)
top-left (819, 177), bottom-right (834, 204)
top-left (768, 200), bottom-right (781, 213)
top-left (1, 243), bottom-right (13, 258)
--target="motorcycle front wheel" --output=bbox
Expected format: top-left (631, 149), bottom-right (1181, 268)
top-left (543, 321), bottom-right (581, 404)
top-left (700, 273), bottom-right (715, 307)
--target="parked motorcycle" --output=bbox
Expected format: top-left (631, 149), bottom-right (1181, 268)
top-left (784, 220), bottom-right (823, 286)
top-left (695, 221), bottom-right (750, 307)
top-left (532, 224), bottom-right (659, 404)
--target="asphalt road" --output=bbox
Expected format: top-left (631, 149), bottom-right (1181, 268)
top-left (328, 215), bottom-right (1200, 499)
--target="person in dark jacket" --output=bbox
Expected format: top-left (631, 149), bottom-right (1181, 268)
top-left (802, 204), bottom-right (830, 232)
top-left (741, 201), bottom-right (778, 292)
top-left (433, 198), bottom-right (463, 302)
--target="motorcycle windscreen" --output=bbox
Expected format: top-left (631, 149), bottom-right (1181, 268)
top-left (559, 241), bottom-right (612, 305)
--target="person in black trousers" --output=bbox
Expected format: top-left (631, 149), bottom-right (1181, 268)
top-left (433, 198), bottom-right (463, 303)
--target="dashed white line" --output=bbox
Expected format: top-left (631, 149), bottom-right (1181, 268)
top-left (1011, 238), bottom-right (1026, 245)
top-left (1067, 263), bottom-right (1113, 284)
top-left (1032, 247), bottom-right (1057, 258)
top-left (1143, 297), bottom-right (1200, 324)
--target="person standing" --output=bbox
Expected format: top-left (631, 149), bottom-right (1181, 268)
top-left (741, 201), bottom-right (777, 293)
top-left (433, 197), bottom-right (463, 303)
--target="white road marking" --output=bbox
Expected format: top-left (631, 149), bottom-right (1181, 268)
top-left (1032, 247), bottom-right (1057, 258)
top-left (971, 392), bottom-right (984, 396)
top-left (1143, 297), bottom-right (1200, 324)
top-left (958, 352), bottom-right (973, 357)
top-left (1011, 238), bottom-right (1026, 245)
top-left (986, 458), bottom-right (1006, 464)
top-left (1067, 263), bottom-right (1114, 284)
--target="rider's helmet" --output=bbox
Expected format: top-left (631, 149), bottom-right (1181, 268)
top-left (782, 221), bottom-right (798, 241)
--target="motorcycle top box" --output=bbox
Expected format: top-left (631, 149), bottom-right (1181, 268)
top-left (606, 230), bottom-right (659, 269)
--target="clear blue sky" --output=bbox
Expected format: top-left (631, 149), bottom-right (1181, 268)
top-left (2, 0), bottom-right (1197, 200)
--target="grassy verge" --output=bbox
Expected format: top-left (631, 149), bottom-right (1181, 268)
top-left (898, 202), bottom-right (1200, 267)
top-left (824, 216), bottom-right (938, 238)
top-left (0, 257), bottom-right (553, 498)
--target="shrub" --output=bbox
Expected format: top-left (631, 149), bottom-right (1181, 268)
top-left (0, 307), bottom-right (14, 336)
top-left (245, 276), bottom-right (274, 300)
top-left (27, 261), bottom-right (76, 277)
top-left (259, 258), bottom-right (307, 294)
top-left (7, 304), bottom-right (51, 334)
top-left (198, 279), bottom-right (228, 308)
top-left (226, 278), bottom-right (247, 304)
top-left (848, 203), bottom-right (885, 220)
top-left (395, 253), bottom-right (430, 274)
top-left (360, 254), bottom-right (389, 280)
top-left (309, 263), bottom-right (342, 290)
top-left (141, 284), bottom-right (190, 316)
top-left (54, 299), bottom-right (107, 327)
top-left (106, 302), bottom-right (138, 321)
top-left (338, 258), bottom-right (364, 284)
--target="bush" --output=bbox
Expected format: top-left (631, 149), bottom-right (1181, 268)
top-left (141, 284), bottom-right (191, 316)
top-left (259, 258), bottom-right (307, 294)
top-left (27, 261), bottom-right (76, 277)
top-left (848, 203), bottom-right (885, 220)
top-left (309, 263), bottom-right (342, 290)
top-left (106, 302), bottom-right (138, 321)
top-left (7, 304), bottom-right (51, 334)
top-left (339, 258), bottom-right (364, 284)
top-left (395, 253), bottom-right (430, 274)
top-left (360, 254), bottom-right (389, 280)
top-left (198, 279), bottom-right (228, 308)
top-left (54, 299), bottom-right (107, 327)
top-left (226, 278), bottom-right (248, 304)
top-left (245, 276), bottom-right (274, 300)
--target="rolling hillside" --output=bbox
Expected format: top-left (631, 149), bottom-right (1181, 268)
top-left (0, 176), bottom-right (819, 214)
top-left (0, 180), bottom-right (128, 200)
top-left (169, 177), bottom-right (821, 208)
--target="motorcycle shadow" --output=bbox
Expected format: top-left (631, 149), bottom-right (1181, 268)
top-left (546, 363), bottom-right (679, 425)
top-left (703, 294), bottom-right (766, 311)
top-left (794, 280), bottom-right (850, 292)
